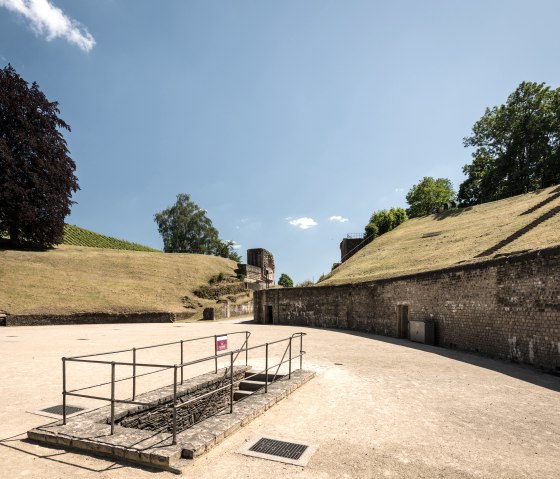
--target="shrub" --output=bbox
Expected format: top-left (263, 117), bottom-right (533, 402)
top-left (364, 207), bottom-right (407, 240)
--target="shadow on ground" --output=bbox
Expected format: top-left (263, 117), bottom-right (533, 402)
top-left (0, 432), bottom-right (166, 475)
top-left (257, 322), bottom-right (560, 393)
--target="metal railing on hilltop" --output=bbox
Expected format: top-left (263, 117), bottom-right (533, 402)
top-left (61, 331), bottom-right (306, 445)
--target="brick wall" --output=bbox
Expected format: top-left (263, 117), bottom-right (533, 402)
top-left (255, 245), bottom-right (560, 370)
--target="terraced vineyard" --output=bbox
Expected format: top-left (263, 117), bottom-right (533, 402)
top-left (63, 224), bottom-right (159, 252)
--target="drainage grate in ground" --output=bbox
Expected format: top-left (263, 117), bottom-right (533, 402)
top-left (239, 436), bottom-right (318, 466)
top-left (41, 405), bottom-right (85, 416)
top-left (250, 437), bottom-right (307, 459)
top-left (30, 404), bottom-right (89, 419)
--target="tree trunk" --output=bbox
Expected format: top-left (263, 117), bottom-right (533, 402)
top-left (8, 225), bottom-right (20, 245)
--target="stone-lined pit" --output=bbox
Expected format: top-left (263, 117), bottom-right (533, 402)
top-left (118, 368), bottom-right (247, 433)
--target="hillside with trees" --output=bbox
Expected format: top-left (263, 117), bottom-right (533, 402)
top-left (459, 81), bottom-right (560, 205)
top-left (322, 185), bottom-right (560, 285)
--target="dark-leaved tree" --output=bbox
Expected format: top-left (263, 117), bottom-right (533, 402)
top-left (0, 65), bottom-right (79, 247)
top-left (154, 193), bottom-right (241, 261)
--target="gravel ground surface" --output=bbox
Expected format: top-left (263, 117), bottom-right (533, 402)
top-left (1, 318), bottom-right (559, 478)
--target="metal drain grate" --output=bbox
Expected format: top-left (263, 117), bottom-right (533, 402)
top-left (249, 438), bottom-right (308, 460)
top-left (40, 405), bottom-right (85, 416)
top-left (239, 436), bottom-right (318, 466)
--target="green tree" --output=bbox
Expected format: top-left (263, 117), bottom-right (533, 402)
top-left (364, 207), bottom-right (407, 239)
top-left (460, 81), bottom-right (560, 205)
top-left (405, 177), bottom-right (456, 217)
top-left (0, 65), bottom-right (79, 247)
top-left (278, 273), bottom-right (294, 288)
top-left (154, 194), bottom-right (240, 261)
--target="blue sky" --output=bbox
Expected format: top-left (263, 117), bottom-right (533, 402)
top-left (2, 1), bottom-right (560, 283)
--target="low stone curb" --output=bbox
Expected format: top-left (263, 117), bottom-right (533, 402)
top-left (2, 311), bottom-right (176, 326)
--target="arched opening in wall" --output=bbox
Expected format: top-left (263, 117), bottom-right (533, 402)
top-left (265, 305), bottom-right (273, 324)
top-left (397, 304), bottom-right (409, 339)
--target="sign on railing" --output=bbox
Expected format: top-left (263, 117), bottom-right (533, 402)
top-left (216, 335), bottom-right (228, 351)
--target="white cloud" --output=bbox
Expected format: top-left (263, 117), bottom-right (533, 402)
top-left (225, 240), bottom-right (241, 250)
top-left (395, 188), bottom-right (405, 193)
top-left (0, 0), bottom-right (95, 52)
top-left (289, 217), bottom-right (318, 230)
top-left (329, 215), bottom-right (349, 223)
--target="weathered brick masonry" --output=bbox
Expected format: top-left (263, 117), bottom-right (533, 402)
top-left (254, 245), bottom-right (560, 369)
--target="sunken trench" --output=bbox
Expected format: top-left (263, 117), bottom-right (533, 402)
top-left (115, 366), bottom-right (276, 434)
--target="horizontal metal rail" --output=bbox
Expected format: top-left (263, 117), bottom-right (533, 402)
top-left (67, 366), bottom-right (170, 394)
top-left (67, 331), bottom-right (250, 359)
top-left (65, 392), bottom-right (154, 407)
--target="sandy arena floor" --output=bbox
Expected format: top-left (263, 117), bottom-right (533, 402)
top-left (0, 318), bottom-right (559, 478)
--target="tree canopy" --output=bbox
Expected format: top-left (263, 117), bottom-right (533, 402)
top-left (459, 81), bottom-right (560, 205)
top-left (405, 177), bottom-right (456, 217)
top-left (364, 207), bottom-right (407, 240)
top-left (154, 193), bottom-right (241, 261)
top-left (0, 64), bottom-right (79, 247)
top-left (278, 273), bottom-right (294, 288)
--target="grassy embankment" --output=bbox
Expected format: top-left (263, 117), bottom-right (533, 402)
top-left (322, 185), bottom-right (560, 285)
top-left (0, 225), bottom-right (239, 316)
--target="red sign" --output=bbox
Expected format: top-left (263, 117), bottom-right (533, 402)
top-left (216, 335), bottom-right (228, 351)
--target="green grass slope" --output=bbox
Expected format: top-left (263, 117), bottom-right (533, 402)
top-left (0, 245), bottom-right (238, 315)
top-left (63, 224), bottom-right (159, 252)
top-left (322, 185), bottom-right (560, 285)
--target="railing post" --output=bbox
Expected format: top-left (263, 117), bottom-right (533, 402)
top-left (265, 343), bottom-right (268, 393)
top-left (300, 334), bottom-right (303, 370)
top-left (172, 366), bottom-right (177, 445)
top-left (288, 338), bottom-right (292, 379)
top-left (214, 335), bottom-right (218, 373)
top-left (62, 357), bottom-right (67, 425)
top-left (245, 331), bottom-right (249, 366)
top-left (110, 362), bottom-right (115, 435)
top-left (132, 348), bottom-right (136, 400)
top-left (230, 352), bottom-right (234, 413)
top-left (180, 340), bottom-right (184, 385)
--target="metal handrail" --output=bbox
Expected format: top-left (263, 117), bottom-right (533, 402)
top-left (62, 331), bottom-right (307, 445)
top-left (67, 331), bottom-right (249, 359)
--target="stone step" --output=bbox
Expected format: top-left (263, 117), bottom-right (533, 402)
top-left (233, 390), bottom-right (253, 401)
top-left (244, 371), bottom-right (285, 383)
top-left (238, 380), bottom-right (266, 392)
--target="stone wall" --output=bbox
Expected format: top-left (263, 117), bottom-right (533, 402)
top-left (203, 299), bottom-right (253, 320)
top-left (238, 264), bottom-right (262, 282)
top-left (118, 368), bottom-right (247, 433)
top-left (247, 248), bottom-right (275, 285)
top-left (340, 237), bottom-right (366, 262)
top-left (255, 245), bottom-right (560, 370)
top-left (2, 311), bottom-right (175, 326)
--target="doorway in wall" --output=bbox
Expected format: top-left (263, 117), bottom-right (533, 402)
top-left (265, 305), bottom-right (273, 324)
top-left (397, 304), bottom-right (409, 339)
